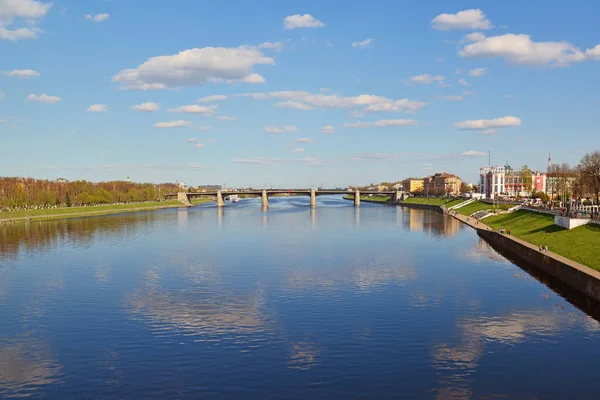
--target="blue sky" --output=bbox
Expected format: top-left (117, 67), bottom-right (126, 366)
top-left (1, 0), bottom-right (599, 187)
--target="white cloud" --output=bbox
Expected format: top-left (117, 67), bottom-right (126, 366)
top-left (26, 93), bottom-right (62, 104)
top-left (0, 0), bottom-right (52, 41)
top-left (293, 157), bottom-right (326, 166)
top-left (283, 14), bottom-right (325, 29)
top-left (440, 95), bottom-right (464, 101)
top-left (295, 138), bottom-right (314, 143)
top-left (264, 125), bottom-right (297, 133)
top-left (463, 91), bottom-right (475, 96)
top-left (351, 153), bottom-right (397, 161)
top-left (458, 78), bottom-right (469, 85)
top-left (409, 74), bottom-right (445, 84)
top-left (112, 46), bottom-right (274, 90)
top-left (197, 94), bottom-right (228, 103)
top-left (194, 125), bottom-right (214, 131)
top-left (436, 58), bottom-right (444, 62)
top-left (454, 116), bottom-right (521, 130)
top-left (321, 125), bottom-right (335, 134)
top-left (259, 41), bottom-right (285, 51)
top-left (167, 104), bottom-right (218, 115)
top-left (195, 143), bottom-right (205, 149)
top-left (87, 104), bottom-right (108, 112)
top-left (187, 138), bottom-right (199, 143)
top-left (84, 13), bottom-right (110, 22)
top-left (0, 118), bottom-right (6, 123)
top-left (232, 157), bottom-right (280, 165)
top-left (431, 9), bottom-right (492, 31)
top-left (504, 94), bottom-right (516, 99)
top-left (460, 32), bottom-right (600, 67)
top-left (587, 45), bottom-right (600, 60)
top-left (4, 69), bottom-right (40, 78)
top-left (154, 120), bottom-right (191, 128)
top-left (291, 148), bottom-right (304, 153)
top-left (469, 67), bottom-right (486, 76)
top-left (131, 101), bottom-right (160, 112)
top-left (352, 38), bottom-right (374, 49)
top-left (275, 100), bottom-right (314, 110)
top-left (344, 119), bottom-right (418, 128)
top-left (238, 91), bottom-right (427, 114)
top-left (207, 138), bottom-right (216, 143)
top-left (0, 90), bottom-right (4, 100)
top-left (462, 150), bottom-right (487, 157)
top-left (217, 115), bottom-right (236, 121)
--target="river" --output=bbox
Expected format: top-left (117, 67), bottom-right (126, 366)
top-left (1, 196), bottom-right (600, 399)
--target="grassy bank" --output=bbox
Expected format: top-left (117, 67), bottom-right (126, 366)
top-left (483, 210), bottom-right (600, 271)
top-left (343, 194), bottom-right (391, 203)
top-left (190, 197), bottom-right (215, 205)
top-left (455, 201), bottom-right (513, 216)
top-left (401, 197), bottom-right (464, 208)
top-left (0, 200), bottom-right (208, 223)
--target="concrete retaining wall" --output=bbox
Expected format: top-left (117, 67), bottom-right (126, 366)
top-left (477, 229), bottom-right (600, 302)
top-left (554, 215), bottom-right (591, 230)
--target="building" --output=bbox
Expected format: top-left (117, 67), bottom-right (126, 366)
top-left (423, 173), bottom-right (462, 196)
top-left (479, 164), bottom-right (547, 199)
top-left (402, 178), bottom-right (424, 193)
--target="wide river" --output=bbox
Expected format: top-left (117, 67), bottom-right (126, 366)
top-left (2, 196), bottom-right (600, 399)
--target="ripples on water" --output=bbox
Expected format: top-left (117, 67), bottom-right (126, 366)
top-left (1, 196), bottom-right (600, 399)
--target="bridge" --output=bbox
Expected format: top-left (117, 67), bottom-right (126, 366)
top-left (166, 189), bottom-right (405, 207)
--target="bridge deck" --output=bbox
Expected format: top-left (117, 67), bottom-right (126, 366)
top-left (167, 190), bottom-right (398, 197)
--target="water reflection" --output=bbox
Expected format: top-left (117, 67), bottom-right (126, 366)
top-left (288, 341), bottom-right (319, 370)
top-left (3, 199), bottom-right (600, 398)
top-left (0, 337), bottom-right (62, 398)
top-left (0, 212), bottom-right (169, 262)
top-left (125, 264), bottom-right (272, 338)
top-left (403, 208), bottom-right (460, 238)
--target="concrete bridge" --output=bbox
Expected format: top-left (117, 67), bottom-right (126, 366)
top-left (166, 189), bottom-right (405, 207)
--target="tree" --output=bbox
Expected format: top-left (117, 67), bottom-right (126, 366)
top-left (579, 151), bottom-right (600, 205)
top-left (460, 182), bottom-right (470, 194)
top-left (65, 192), bottom-right (72, 207)
top-left (520, 165), bottom-right (532, 194)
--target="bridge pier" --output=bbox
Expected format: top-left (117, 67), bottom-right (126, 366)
top-left (310, 189), bottom-right (316, 207)
top-left (354, 190), bottom-right (360, 207)
top-left (216, 190), bottom-right (225, 207)
top-left (262, 190), bottom-right (269, 208)
top-left (177, 192), bottom-right (191, 206)
top-left (392, 190), bottom-right (401, 203)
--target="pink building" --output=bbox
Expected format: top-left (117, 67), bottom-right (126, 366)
top-left (479, 165), bottom-right (546, 199)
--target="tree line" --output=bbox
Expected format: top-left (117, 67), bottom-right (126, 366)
top-left (0, 177), bottom-right (180, 210)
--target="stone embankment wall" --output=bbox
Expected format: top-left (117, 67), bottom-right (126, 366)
top-left (477, 229), bottom-right (600, 302)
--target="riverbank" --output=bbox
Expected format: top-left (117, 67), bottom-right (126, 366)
top-left (447, 208), bottom-right (600, 301)
top-left (0, 199), bottom-right (212, 224)
top-left (401, 197), bottom-right (464, 208)
top-left (343, 194), bottom-right (391, 204)
top-left (482, 210), bottom-right (600, 271)
top-left (454, 200), bottom-right (513, 216)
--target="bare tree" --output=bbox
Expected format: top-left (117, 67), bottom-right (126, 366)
top-left (579, 151), bottom-right (600, 205)
top-left (520, 165), bottom-right (533, 194)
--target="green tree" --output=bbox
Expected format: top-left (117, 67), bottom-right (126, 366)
top-left (65, 192), bottom-right (72, 207)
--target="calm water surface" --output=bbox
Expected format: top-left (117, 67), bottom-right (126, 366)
top-left (1, 196), bottom-right (600, 399)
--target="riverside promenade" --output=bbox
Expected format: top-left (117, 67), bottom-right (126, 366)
top-left (447, 208), bottom-right (600, 301)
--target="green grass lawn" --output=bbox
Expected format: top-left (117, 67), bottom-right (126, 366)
top-left (343, 194), bottom-right (391, 203)
top-left (401, 197), bottom-right (464, 207)
top-left (190, 197), bottom-right (215, 205)
top-left (484, 210), bottom-right (600, 271)
top-left (455, 201), bottom-right (512, 216)
top-left (0, 200), bottom-right (187, 220)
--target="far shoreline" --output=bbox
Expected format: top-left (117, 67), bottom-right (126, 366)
top-left (0, 199), bottom-right (213, 225)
